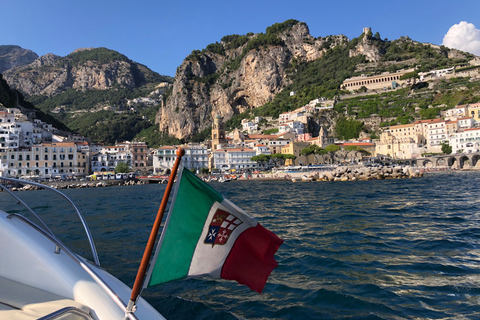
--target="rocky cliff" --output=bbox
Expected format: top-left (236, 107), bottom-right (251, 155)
top-left (156, 21), bottom-right (348, 140)
top-left (0, 45), bottom-right (38, 73)
top-left (2, 47), bottom-right (165, 96)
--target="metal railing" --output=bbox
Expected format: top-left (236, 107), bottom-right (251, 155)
top-left (0, 177), bottom-right (100, 266)
top-left (37, 306), bottom-right (92, 320)
top-left (0, 180), bottom-right (139, 320)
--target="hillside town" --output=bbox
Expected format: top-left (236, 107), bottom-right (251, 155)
top-left (1, 54), bottom-right (480, 179)
top-left (1, 87), bottom-right (480, 180)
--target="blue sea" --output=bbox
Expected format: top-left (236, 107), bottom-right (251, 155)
top-left (3, 171), bottom-right (480, 319)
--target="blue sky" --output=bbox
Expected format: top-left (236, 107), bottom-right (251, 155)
top-left (1, 0), bottom-right (479, 77)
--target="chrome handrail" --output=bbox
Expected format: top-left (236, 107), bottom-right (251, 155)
top-left (0, 177), bottom-right (100, 266)
top-left (5, 213), bottom-right (139, 320)
top-left (37, 306), bottom-right (92, 320)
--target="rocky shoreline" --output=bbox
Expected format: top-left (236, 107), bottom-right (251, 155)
top-left (297, 165), bottom-right (424, 182)
top-left (6, 179), bottom-right (147, 191)
top-left (3, 165), bottom-right (426, 191)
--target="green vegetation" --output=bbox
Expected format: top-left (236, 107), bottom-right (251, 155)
top-left (65, 111), bottom-right (150, 144)
top-left (221, 34), bottom-right (250, 50)
top-left (263, 128), bottom-right (279, 134)
top-left (251, 154), bottom-right (271, 164)
top-left (334, 116), bottom-right (364, 140)
top-left (134, 126), bottom-right (182, 148)
top-left (324, 145), bottom-right (341, 153)
top-left (300, 144), bottom-right (327, 156)
top-left (251, 153), bottom-right (296, 167)
top-left (378, 40), bottom-right (472, 72)
top-left (191, 127), bottom-right (212, 143)
top-left (61, 48), bottom-right (130, 66)
top-left (441, 142), bottom-right (452, 154)
top-left (115, 162), bottom-right (130, 173)
top-left (251, 42), bottom-right (366, 119)
top-left (332, 77), bottom-right (480, 128)
top-left (26, 85), bottom-right (169, 144)
top-left (266, 19), bottom-right (301, 35)
top-left (28, 87), bottom-right (157, 112)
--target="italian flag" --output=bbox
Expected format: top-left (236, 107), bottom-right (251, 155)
top-left (147, 168), bottom-right (283, 293)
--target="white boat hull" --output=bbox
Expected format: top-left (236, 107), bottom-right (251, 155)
top-left (0, 210), bottom-right (165, 319)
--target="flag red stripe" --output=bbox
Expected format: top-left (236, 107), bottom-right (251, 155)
top-left (220, 224), bottom-right (283, 293)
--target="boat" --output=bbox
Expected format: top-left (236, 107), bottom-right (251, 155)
top-left (0, 177), bottom-right (165, 320)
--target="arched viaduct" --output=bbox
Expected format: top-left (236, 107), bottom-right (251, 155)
top-left (402, 152), bottom-right (480, 170)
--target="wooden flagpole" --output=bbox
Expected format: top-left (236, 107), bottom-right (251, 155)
top-left (126, 148), bottom-right (185, 313)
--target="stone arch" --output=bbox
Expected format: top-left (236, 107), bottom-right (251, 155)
top-left (459, 155), bottom-right (470, 169)
top-left (422, 159), bottom-right (433, 168)
top-left (436, 158), bottom-right (447, 167)
top-left (472, 154), bottom-right (480, 168)
top-left (447, 157), bottom-right (457, 168)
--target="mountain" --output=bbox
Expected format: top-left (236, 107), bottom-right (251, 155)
top-left (2, 47), bottom-right (169, 96)
top-left (156, 21), bottom-right (476, 140)
top-left (2, 47), bottom-right (173, 144)
top-left (157, 20), bottom-right (348, 140)
top-left (0, 45), bottom-right (38, 73)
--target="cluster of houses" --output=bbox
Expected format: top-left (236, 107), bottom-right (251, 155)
top-left (377, 103), bottom-right (480, 159)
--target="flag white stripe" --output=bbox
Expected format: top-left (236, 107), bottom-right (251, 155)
top-left (188, 199), bottom-right (257, 278)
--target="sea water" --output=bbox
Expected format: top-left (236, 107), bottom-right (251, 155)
top-left (3, 171), bottom-right (480, 319)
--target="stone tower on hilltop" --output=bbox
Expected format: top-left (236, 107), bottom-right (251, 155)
top-left (211, 114), bottom-right (226, 150)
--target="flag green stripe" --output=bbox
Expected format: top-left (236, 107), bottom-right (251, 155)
top-left (149, 168), bottom-right (224, 285)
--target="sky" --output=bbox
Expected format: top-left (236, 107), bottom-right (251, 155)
top-left (1, 0), bottom-right (480, 77)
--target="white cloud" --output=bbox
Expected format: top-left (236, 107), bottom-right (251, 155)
top-left (442, 21), bottom-right (480, 56)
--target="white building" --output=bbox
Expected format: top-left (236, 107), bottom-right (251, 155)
top-left (241, 119), bottom-right (257, 133)
top-left (153, 145), bottom-right (208, 173)
top-left (152, 146), bottom-right (176, 173)
top-left (450, 128), bottom-right (480, 154)
top-left (284, 120), bottom-right (305, 135)
top-left (212, 148), bottom-right (257, 172)
top-left (458, 117), bottom-right (475, 130)
top-left (253, 144), bottom-right (271, 155)
top-left (427, 120), bottom-right (447, 151)
top-left (445, 105), bottom-right (468, 121)
top-left (183, 145), bottom-right (209, 171)
top-left (278, 112), bottom-right (292, 124)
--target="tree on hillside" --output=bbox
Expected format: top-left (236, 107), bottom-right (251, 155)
top-left (251, 154), bottom-right (271, 169)
top-left (441, 142), bottom-right (452, 155)
top-left (301, 144), bottom-right (328, 164)
top-left (115, 162), bottom-right (130, 173)
top-left (334, 116), bottom-right (364, 140)
top-left (270, 153), bottom-right (296, 167)
top-left (324, 145), bottom-right (340, 153)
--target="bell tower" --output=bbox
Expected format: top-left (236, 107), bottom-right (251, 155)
top-left (212, 114), bottom-right (226, 150)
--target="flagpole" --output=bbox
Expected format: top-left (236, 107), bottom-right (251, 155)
top-left (126, 148), bottom-right (185, 314)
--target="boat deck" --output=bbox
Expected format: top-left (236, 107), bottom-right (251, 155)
top-left (0, 276), bottom-right (92, 320)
